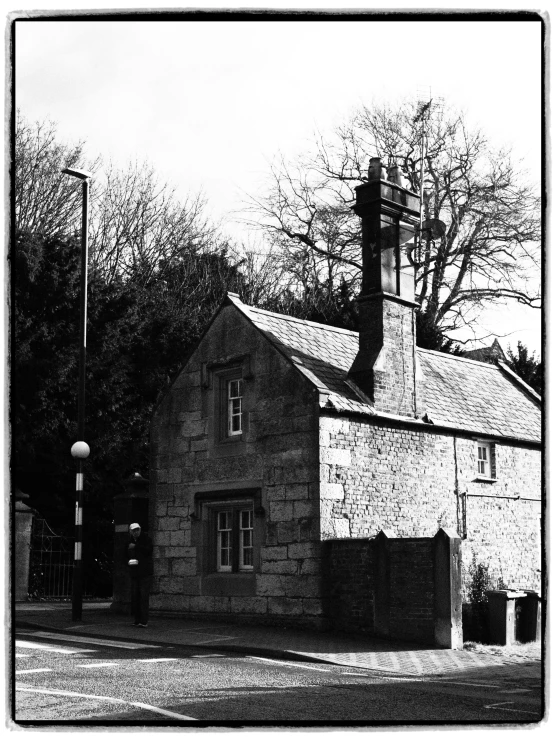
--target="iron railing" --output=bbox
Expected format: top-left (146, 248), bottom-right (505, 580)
top-left (29, 516), bottom-right (74, 599)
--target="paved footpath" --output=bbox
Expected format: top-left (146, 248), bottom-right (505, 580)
top-left (15, 601), bottom-right (542, 680)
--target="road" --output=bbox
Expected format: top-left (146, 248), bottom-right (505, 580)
top-left (13, 628), bottom-right (543, 725)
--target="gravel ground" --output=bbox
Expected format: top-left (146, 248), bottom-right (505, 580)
top-left (463, 641), bottom-right (542, 659)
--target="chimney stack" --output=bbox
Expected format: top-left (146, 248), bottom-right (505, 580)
top-left (348, 158), bottom-right (422, 416)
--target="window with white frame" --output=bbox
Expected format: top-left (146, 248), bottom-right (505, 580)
top-left (227, 378), bottom-right (243, 436)
top-left (476, 441), bottom-right (494, 478)
top-left (239, 509), bottom-right (254, 569)
top-left (215, 505), bottom-right (254, 572)
top-left (216, 510), bottom-right (233, 572)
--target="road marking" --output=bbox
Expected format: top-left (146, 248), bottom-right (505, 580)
top-left (25, 631), bottom-right (156, 650)
top-left (500, 689), bottom-right (532, 694)
top-left (16, 685), bottom-right (196, 721)
top-left (249, 656), bottom-right (331, 672)
top-left (193, 654), bottom-right (226, 658)
top-left (136, 658), bottom-right (178, 663)
top-left (15, 640), bottom-right (95, 655)
top-left (430, 679), bottom-right (501, 688)
top-left (189, 636), bottom-right (236, 645)
top-left (15, 668), bottom-right (52, 675)
top-left (484, 701), bottom-right (541, 715)
top-left (77, 663), bottom-right (119, 669)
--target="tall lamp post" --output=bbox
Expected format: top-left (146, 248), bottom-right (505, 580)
top-left (62, 167), bottom-right (92, 622)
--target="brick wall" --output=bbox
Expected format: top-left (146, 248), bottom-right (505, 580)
top-left (150, 304), bottom-right (325, 625)
top-left (351, 297), bottom-right (418, 417)
top-left (326, 534), bottom-right (450, 645)
top-left (325, 538), bottom-right (374, 633)
top-left (388, 538), bottom-right (434, 644)
top-left (320, 414), bottom-right (541, 595)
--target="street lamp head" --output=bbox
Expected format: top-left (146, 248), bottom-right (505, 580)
top-left (71, 441), bottom-right (90, 459)
top-left (62, 167), bottom-right (92, 181)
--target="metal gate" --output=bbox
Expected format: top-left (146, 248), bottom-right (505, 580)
top-left (29, 516), bottom-right (74, 599)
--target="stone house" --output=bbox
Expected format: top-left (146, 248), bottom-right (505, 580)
top-left (149, 159), bottom-right (542, 630)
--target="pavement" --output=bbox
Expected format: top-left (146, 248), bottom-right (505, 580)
top-left (14, 600), bottom-right (543, 680)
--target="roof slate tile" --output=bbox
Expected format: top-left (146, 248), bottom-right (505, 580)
top-left (230, 298), bottom-right (541, 443)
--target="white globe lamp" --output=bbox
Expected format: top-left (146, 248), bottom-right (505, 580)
top-left (71, 441), bottom-right (90, 459)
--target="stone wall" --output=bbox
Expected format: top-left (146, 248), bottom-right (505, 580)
top-left (319, 414), bottom-right (541, 595)
top-left (150, 303), bottom-right (324, 625)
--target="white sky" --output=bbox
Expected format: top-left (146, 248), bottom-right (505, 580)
top-left (13, 10), bottom-right (544, 356)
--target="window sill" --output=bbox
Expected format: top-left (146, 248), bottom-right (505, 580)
top-left (213, 438), bottom-right (246, 458)
top-left (210, 570), bottom-right (255, 577)
top-left (202, 571), bottom-right (256, 597)
top-left (219, 434), bottom-right (243, 445)
top-left (473, 476), bottom-right (497, 483)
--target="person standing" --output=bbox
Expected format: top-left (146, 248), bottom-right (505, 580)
top-left (127, 522), bottom-right (153, 627)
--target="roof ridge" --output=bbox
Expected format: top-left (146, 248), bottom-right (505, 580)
top-left (233, 300), bottom-right (524, 367)
top-left (238, 302), bottom-right (359, 337)
top-left (416, 346), bottom-right (503, 369)
top-left (236, 300), bottom-right (525, 375)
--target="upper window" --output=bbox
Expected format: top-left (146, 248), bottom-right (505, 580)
top-left (476, 441), bottom-right (495, 479)
top-left (227, 379), bottom-right (243, 436)
top-left (207, 356), bottom-right (251, 449)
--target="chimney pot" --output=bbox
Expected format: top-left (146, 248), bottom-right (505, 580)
top-left (386, 165), bottom-right (407, 188)
top-left (368, 157), bottom-right (386, 182)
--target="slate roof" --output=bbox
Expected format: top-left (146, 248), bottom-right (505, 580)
top-left (227, 295), bottom-right (541, 444)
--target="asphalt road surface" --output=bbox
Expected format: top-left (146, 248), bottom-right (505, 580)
top-left (13, 628), bottom-right (543, 726)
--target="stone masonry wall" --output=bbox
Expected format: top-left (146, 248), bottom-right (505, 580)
top-left (150, 304), bottom-right (324, 626)
top-left (319, 415), bottom-right (541, 596)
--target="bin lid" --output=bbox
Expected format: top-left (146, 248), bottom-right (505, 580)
top-left (486, 589), bottom-right (527, 599)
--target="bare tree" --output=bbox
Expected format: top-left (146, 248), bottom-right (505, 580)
top-left (15, 113), bottom-right (223, 287)
top-left (14, 112), bottom-right (101, 236)
top-left (88, 162), bottom-right (218, 286)
top-left (246, 99), bottom-right (541, 334)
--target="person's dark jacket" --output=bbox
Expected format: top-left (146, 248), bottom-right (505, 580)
top-left (127, 532), bottom-right (153, 578)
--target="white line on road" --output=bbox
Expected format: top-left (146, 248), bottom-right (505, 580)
top-left (484, 701), bottom-right (541, 716)
top-left (77, 663), bottom-right (119, 669)
top-left (136, 658), bottom-right (178, 663)
top-left (15, 640), bottom-right (95, 655)
top-left (189, 636), bottom-right (237, 645)
top-left (25, 631), bottom-right (156, 650)
top-left (15, 669), bottom-right (52, 675)
top-left (249, 656), bottom-right (331, 672)
top-left (429, 679), bottom-right (501, 689)
top-left (16, 685), bottom-right (197, 721)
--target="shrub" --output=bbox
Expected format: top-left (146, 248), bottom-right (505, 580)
top-left (466, 554), bottom-right (492, 642)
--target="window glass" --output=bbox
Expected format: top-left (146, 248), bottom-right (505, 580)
top-left (239, 509), bottom-right (254, 570)
top-left (217, 510), bottom-right (232, 571)
top-left (477, 443), bottom-right (491, 477)
top-left (228, 379), bottom-right (243, 436)
top-left (214, 505), bottom-right (254, 572)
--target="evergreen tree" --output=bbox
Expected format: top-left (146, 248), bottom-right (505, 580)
top-left (506, 341), bottom-right (542, 395)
